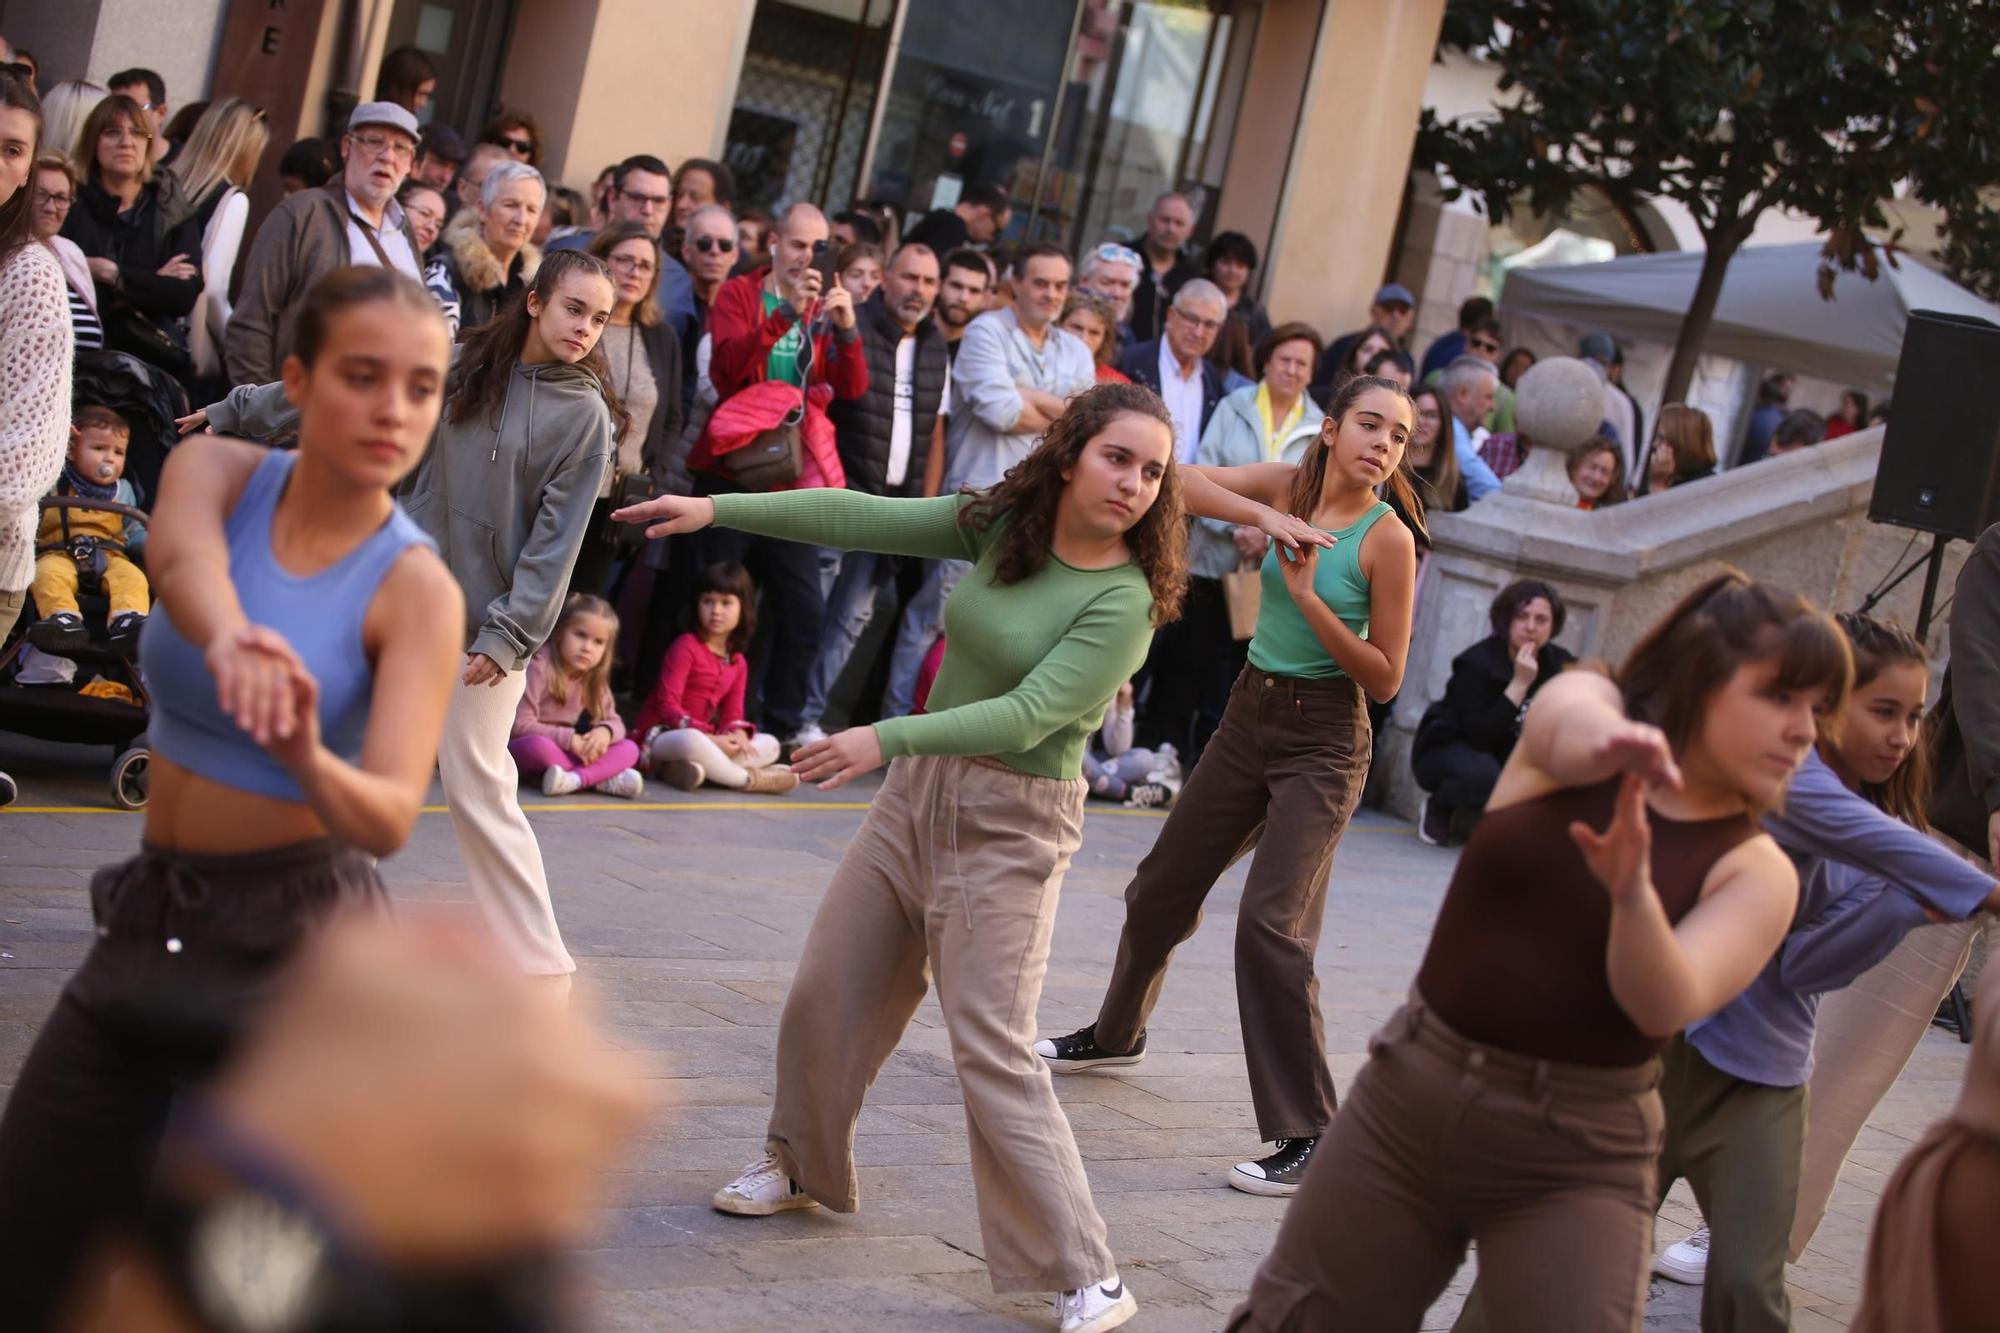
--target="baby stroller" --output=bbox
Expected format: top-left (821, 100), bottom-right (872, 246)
top-left (0, 352), bottom-right (183, 808)
top-left (0, 491), bottom-right (153, 807)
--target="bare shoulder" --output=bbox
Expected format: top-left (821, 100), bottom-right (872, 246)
top-left (163, 434), bottom-right (273, 507)
top-left (378, 544), bottom-right (464, 624)
top-left (1360, 506), bottom-right (1417, 561)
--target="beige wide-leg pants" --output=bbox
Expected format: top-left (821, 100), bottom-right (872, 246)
top-left (1789, 916), bottom-right (1984, 1258)
top-left (436, 669), bottom-right (576, 976)
top-left (765, 753), bottom-right (1115, 1293)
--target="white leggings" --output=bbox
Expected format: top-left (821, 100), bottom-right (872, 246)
top-left (648, 728), bottom-right (782, 789)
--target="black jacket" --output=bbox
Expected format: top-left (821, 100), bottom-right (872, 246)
top-left (1128, 254), bottom-right (1197, 344)
top-left (1931, 523), bottom-right (2000, 851)
top-left (1412, 633), bottom-right (1576, 767)
top-left (1116, 336), bottom-right (1226, 440)
top-left (62, 178), bottom-right (205, 321)
top-left (826, 291), bottom-right (949, 497)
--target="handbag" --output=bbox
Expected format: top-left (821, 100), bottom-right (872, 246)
top-left (103, 302), bottom-right (194, 383)
top-left (1221, 557), bottom-right (1262, 641)
top-left (716, 305), bottom-right (819, 491)
top-left (604, 472), bottom-right (653, 551)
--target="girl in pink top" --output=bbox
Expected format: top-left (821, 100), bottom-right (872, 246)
top-left (509, 594), bottom-right (644, 798)
top-left (635, 562), bottom-right (797, 794)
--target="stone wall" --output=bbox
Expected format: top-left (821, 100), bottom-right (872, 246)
top-left (1379, 426), bottom-right (1968, 816)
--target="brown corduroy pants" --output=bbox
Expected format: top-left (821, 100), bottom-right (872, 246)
top-left (1227, 996), bottom-right (1665, 1333)
top-left (1095, 668), bottom-right (1370, 1141)
top-left (765, 753), bottom-right (1115, 1293)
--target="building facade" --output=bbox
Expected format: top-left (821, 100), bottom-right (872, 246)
top-left (7, 0), bottom-right (1447, 343)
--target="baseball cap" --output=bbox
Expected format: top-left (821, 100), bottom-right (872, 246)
top-left (418, 122), bottom-right (466, 164)
top-left (1579, 331), bottom-right (1618, 363)
top-left (348, 100), bottom-right (420, 141)
top-left (1374, 282), bottom-right (1417, 308)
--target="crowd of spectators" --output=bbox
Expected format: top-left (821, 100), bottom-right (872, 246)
top-left (0, 48), bottom-right (1893, 811)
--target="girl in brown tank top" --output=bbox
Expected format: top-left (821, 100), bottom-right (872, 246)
top-left (1227, 572), bottom-right (1854, 1333)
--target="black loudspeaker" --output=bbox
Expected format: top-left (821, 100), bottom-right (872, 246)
top-left (1868, 310), bottom-right (2000, 541)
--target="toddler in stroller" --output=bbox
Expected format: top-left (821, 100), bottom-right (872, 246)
top-left (30, 404), bottom-right (148, 653)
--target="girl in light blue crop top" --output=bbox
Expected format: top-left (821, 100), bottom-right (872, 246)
top-left (0, 267), bottom-right (466, 1328)
top-left (1037, 376), bottom-right (1421, 1190)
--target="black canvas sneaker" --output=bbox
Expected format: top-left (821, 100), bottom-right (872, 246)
top-left (1228, 1136), bottom-right (1319, 1196)
top-left (1033, 1024), bottom-right (1146, 1073)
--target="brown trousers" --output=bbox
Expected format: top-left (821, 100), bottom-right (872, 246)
top-left (1227, 996), bottom-right (1665, 1333)
top-left (765, 754), bottom-right (1114, 1293)
top-left (1096, 668), bottom-right (1369, 1141)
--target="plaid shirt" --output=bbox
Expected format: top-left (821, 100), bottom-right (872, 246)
top-left (1479, 432), bottom-right (1529, 481)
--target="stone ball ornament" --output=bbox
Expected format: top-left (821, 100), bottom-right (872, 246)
top-left (1512, 356), bottom-right (1606, 458)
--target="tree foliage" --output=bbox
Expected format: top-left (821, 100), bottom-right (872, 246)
top-left (1417, 1), bottom-right (2000, 401)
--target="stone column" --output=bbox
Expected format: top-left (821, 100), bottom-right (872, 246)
top-left (500, 0), bottom-right (758, 191)
top-left (1256, 0), bottom-right (1447, 336)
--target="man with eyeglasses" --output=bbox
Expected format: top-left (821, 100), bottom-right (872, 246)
top-left (1418, 295), bottom-right (1494, 382)
top-left (1117, 279), bottom-right (1227, 464)
top-left (547, 153), bottom-right (698, 345)
top-left (1422, 313), bottom-right (1516, 435)
top-left (224, 101), bottom-right (425, 386)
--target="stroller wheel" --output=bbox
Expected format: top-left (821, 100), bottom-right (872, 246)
top-left (112, 747), bottom-right (149, 810)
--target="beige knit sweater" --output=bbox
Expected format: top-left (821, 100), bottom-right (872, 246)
top-left (0, 243), bottom-right (72, 593)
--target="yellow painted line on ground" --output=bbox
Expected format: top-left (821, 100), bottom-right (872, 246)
top-left (1, 803), bottom-right (1413, 831)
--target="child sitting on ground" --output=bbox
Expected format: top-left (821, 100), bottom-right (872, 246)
top-left (509, 594), bottom-right (646, 799)
top-left (1085, 680), bottom-right (1181, 809)
top-left (634, 562), bottom-right (797, 795)
top-left (30, 405), bottom-right (149, 653)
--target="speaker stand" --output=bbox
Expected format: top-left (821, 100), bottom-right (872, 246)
top-left (1915, 532), bottom-right (1952, 641)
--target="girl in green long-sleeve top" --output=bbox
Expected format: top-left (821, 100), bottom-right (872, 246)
top-left (614, 381), bottom-right (1326, 1333)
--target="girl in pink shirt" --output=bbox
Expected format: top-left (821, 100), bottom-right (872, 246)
top-left (635, 563), bottom-right (797, 794)
top-left (509, 594), bottom-right (645, 798)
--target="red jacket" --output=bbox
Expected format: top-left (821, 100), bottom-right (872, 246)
top-left (707, 266), bottom-right (868, 400)
top-left (633, 634), bottom-right (752, 739)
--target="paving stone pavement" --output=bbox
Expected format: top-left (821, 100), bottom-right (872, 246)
top-left (0, 744), bottom-right (1973, 1331)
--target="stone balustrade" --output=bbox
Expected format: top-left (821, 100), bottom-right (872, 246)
top-left (1379, 425), bottom-right (1968, 817)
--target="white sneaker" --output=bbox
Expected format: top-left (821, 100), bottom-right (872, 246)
top-left (1654, 1226), bottom-right (1709, 1284)
top-left (711, 1151), bottom-right (819, 1217)
top-left (541, 767), bottom-right (583, 796)
top-left (788, 723), bottom-right (828, 748)
top-left (1054, 1273), bottom-right (1136, 1332)
top-left (593, 768), bottom-right (644, 799)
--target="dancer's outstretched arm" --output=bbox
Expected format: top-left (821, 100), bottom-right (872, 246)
top-left (614, 490), bottom-right (981, 563)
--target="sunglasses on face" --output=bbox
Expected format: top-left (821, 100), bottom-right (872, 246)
top-left (1470, 338), bottom-right (1501, 354)
top-left (691, 235), bottom-right (737, 254)
top-left (501, 136), bottom-right (533, 154)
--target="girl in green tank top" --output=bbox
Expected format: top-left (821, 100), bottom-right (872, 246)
top-left (1036, 375), bottom-right (1423, 1197)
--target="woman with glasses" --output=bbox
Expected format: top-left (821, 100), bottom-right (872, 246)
top-left (572, 221), bottom-right (683, 597)
top-left (423, 159), bottom-right (544, 339)
top-left (29, 154), bottom-right (101, 350)
top-left (58, 93), bottom-right (204, 385)
top-left (479, 108), bottom-right (542, 167)
top-left (1203, 230), bottom-right (1272, 353)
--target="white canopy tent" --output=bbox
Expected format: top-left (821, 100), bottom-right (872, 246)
top-left (1498, 242), bottom-right (2000, 392)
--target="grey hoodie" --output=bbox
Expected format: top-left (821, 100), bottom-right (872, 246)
top-left (205, 361), bottom-right (613, 671)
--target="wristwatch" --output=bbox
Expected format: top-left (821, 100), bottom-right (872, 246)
top-left (147, 1182), bottom-right (342, 1333)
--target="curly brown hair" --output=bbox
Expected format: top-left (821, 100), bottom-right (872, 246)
top-left (959, 381), bottom-right (1187, 625)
